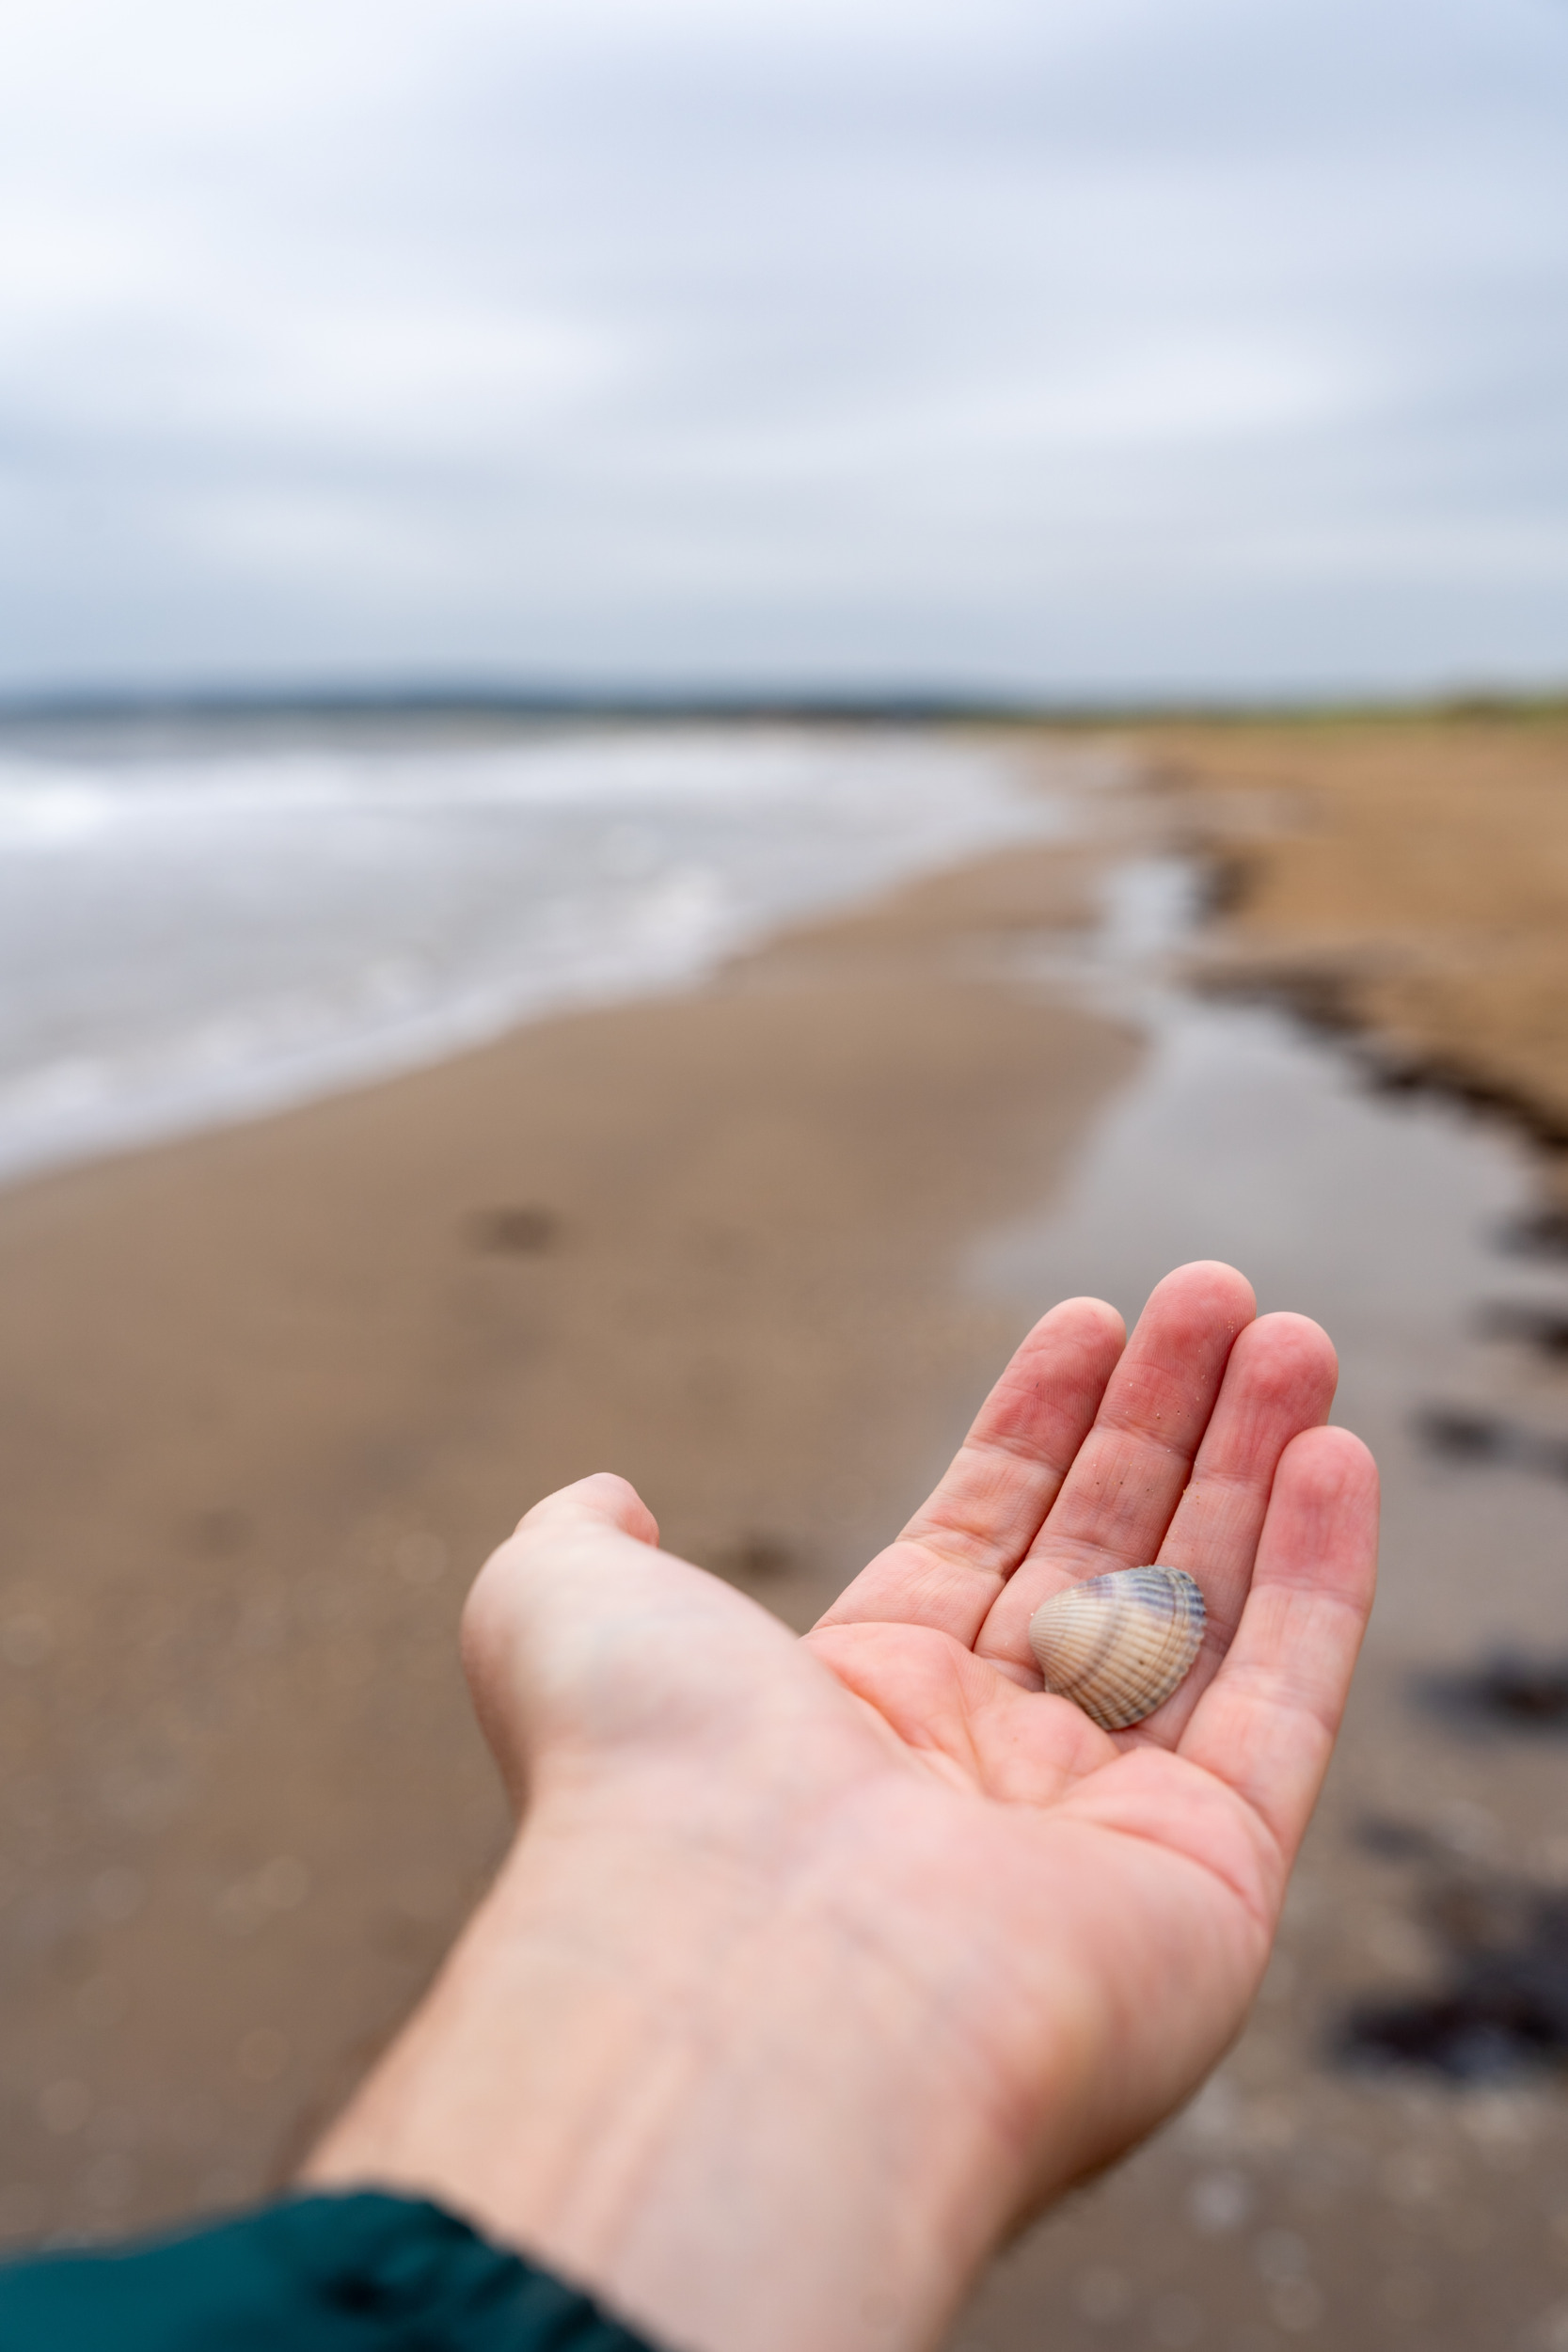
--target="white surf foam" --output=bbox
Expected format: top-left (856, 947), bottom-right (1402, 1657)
top-left (0, 723), bottom-right (1071, 1186)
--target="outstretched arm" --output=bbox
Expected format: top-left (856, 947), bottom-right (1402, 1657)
top-left (305, 1262), bottom-right (1378, 2352)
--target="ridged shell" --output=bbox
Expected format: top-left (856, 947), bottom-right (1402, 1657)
top-left (1027, 1566), bottom-right (1206, 1731)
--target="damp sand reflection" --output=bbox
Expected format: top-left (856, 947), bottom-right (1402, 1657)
top-left (957, 831), bottom-right (1568, 2351)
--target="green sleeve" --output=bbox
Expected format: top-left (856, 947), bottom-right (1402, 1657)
top-left (0, 2189), bottom-right (666, 2351)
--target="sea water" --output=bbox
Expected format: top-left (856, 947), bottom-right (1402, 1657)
top-left (0, 719), bottom-right (1070, 1187)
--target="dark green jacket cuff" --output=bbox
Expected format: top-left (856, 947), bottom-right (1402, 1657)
top-left (0, 2189), bottom-right (665, 2351)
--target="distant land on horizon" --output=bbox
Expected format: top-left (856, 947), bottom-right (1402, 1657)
top-left (1, 677), bottom-right (1566, 736)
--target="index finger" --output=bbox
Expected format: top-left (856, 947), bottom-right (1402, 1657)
top-left (815, 1295), bottom-right (1126, 1646)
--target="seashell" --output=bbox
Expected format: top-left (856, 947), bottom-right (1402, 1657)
top-left (1027, 1565), bottom-right (1206, 1731)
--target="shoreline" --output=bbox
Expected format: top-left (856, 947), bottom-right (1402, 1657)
top-left (0, 819), bottom-right (1140, 2241)
top-left (0, 718), bottom-right (1068, 1199)
top-left (1145, 711), bottom-right (1568, 1206)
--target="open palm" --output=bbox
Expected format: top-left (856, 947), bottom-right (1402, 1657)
top-left (452, 1260), bottom-right (1375, 2220)
top-left (801, 1257), bottom-right (1378, 2199)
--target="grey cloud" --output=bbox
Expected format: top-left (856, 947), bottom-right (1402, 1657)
top-left (0, 0), bottom-right (1564, 694)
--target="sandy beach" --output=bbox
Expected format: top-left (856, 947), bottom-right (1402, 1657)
top-left (8, 713), bottom-right (1568, 2347)
top-left (0, 813), bottom-right (1137, 2240)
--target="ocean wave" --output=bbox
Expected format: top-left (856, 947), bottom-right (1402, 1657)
top-left (0, 724), bottom-right (1069, 1185)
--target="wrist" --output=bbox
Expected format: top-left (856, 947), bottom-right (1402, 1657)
top-left (305, 1784), bottom-right (1040, 2352)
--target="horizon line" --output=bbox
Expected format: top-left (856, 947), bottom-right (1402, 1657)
top-left (1, 676), bottom-right (1565, 729)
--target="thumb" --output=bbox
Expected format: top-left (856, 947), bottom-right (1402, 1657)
top-left (515, 1470), bottom-right (660, 1549)
top-left (461, 1470), bottom-right (824, 1815)
top-left (460, 1473), bottom-right (661, 1802)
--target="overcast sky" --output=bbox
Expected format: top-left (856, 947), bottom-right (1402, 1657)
top-left (2, 0), bottom-right (1565, 699)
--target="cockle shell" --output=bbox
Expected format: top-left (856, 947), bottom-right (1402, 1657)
top-left (1027, 1565), bottom-right (1206, 1731)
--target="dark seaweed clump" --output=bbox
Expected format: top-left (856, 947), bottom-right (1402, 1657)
top-left (1340, 1866), bottom-right (1568, 2080)
top-left (1418, 1652), bottom-right (1568, 1732)
top-left (1478, 1298), bottom-right (1568, 1358)
top-left (1416, 1403), bottom-right (1568, 1482)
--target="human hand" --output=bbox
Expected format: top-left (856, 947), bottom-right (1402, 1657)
top-left (306, 1262), bottom-right (1376, 2352)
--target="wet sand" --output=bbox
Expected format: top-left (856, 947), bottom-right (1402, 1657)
top-left (0, 823), bottom-right (1137, 2243)
top-left (1148, 710), bottom-right (1568, 1175)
